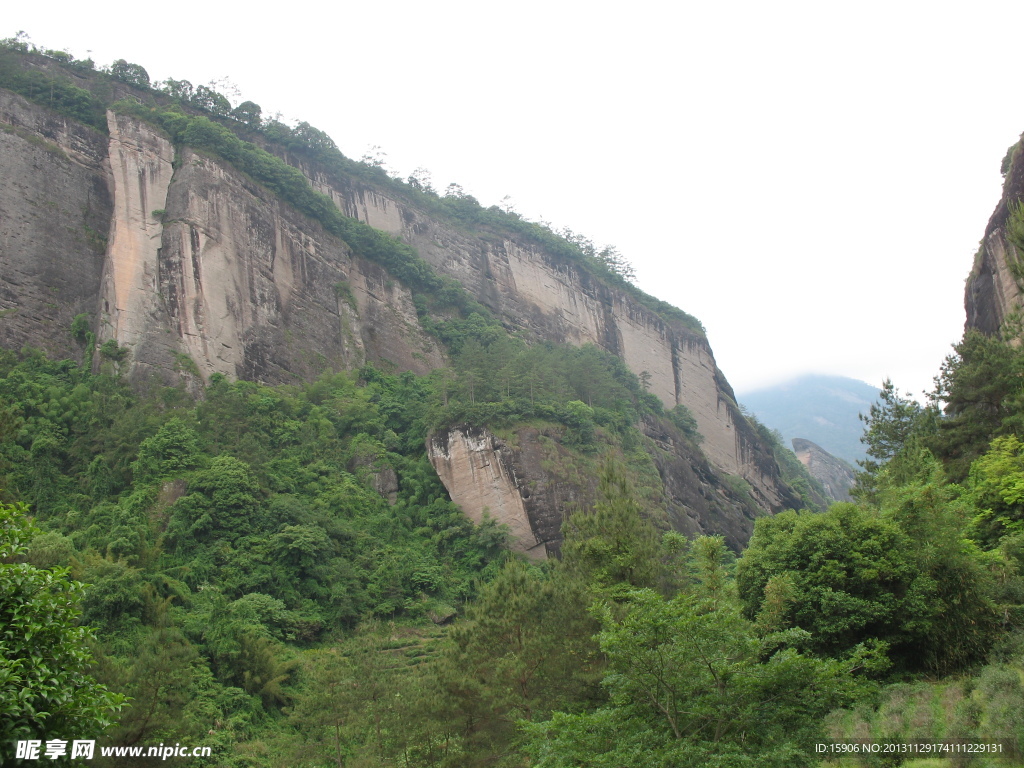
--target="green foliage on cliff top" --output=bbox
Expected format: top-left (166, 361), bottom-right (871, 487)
top-left (0, 39), bottom-right (106, 129)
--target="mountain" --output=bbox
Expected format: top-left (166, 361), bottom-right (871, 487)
top-left (738, 374), bottom-right (879, 465)
top-left (0, 45), bottom-right (815, 553)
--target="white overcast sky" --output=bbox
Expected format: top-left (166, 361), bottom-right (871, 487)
top-left (8, 1), bottom-right (1024, 400)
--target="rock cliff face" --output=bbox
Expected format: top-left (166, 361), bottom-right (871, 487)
top-left (0, 90), bottom-right (110, 360)
top-left (97, 104), bottom-right (445, 384)
top-left (965, 138), bottom-right (1024, 335)
top-left (1, 89), bottom-right (445, 384)
top-left (428, 418), bottom-right (775, 558)
top-left (0, 84), bottom-right (800, 549)
top-left (792, 438), bottom-right (855, 503)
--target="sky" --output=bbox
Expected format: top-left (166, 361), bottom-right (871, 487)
top-left (7, 1), bottom-right (1024, 401)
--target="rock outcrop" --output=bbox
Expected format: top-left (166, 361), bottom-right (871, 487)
top-left (98, 105), bottom-right (445, 384)
top-left (792, 438), bottom-right (856, 502)
top-left (0, 81), bottom-right (804, 548)
top-left (429, 419), bottom-right (788, 557)
top-left (965, 137), bottom-right (1024, 335)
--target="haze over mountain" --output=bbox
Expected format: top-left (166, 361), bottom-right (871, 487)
top-left (739, 374), bottom-right (881, 466)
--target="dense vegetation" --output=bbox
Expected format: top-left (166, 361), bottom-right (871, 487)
top-left (6, 318), bottom-right (1024, 766)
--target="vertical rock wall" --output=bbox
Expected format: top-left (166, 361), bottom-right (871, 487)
top-left (428, 428), bottom-right (548, 560)
top-left (96, 114), bottom-right (444, 384)
top-left (100, 112), bottom-right (175, 354)
top-left (0, 90), bottom-right (110, 359)
top-left (966, 141), bottom-right (1024, 335)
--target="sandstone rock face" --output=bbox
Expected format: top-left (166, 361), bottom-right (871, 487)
top-left (428, 419), bottom-right (789, 556)
top-left (0, 90), bottom-right (110, 359)
top-left (428, 427), bottom-right (549, 560)
top-left (0, 94), bottom-right (445, 384)
top-left (966, 229), bottom-right (1023, 336)
top-left (792, 438), bottom-right (855, 503)
top-left (93, 114), bottom-right (445, 384)
top-left (966, 143), bottom-right (1024, 335)
top-left (99, 112), bottom-right (176, 362)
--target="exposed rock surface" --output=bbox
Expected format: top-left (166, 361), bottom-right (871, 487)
top-left (0, 90), bottom-right (110, 359)
top-left (792, 438), bottom-right (856, 503)
top-left (98, 109), bottom-right (443, 384)
top-left (429, 419), bottom-right (789, 556)
top-left (1, 86), bottom-right (802, 546)
top-left (295, 159), bottom-right (791, 515)
top-left (428, 427), bottom-right (550, 560)
top-left (965, 138), bottom-right (1024, 335)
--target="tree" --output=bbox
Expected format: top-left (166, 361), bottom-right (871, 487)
top-left (288, 648), bottom-right (358, 767)
top-left (109, 59), bottom-right (150, 88)
top-left (524, 589), bottom-right (858, 768)
top-left (880, 474), bottom-right (1001, 673)
top-left (969, 434), bottom-right (1024, 545)
top-left (102, 627), bottom-right (202, 747)
top-left (597, 245), bottom-right (636, 284)
top-left (0, 500), bottom-right (123, 749)
top-left (130, 417), bottom-right (202, 483)
top-left (231, 100), bottom-right (262, 129)
top-left (736, 505), bottom-right (929, 669)
top-left (437, 559), bottom-right (601, 763)
top-left (560, 462), bottom-right (661, 595)
top-left (192, 84), bottom-right (231, 116)
top-left (929, 328), bottom-right (1024, 481)
top-left (855, 379), bottom-right (931, 498)
top-left (293, 121), bottom-right (337, 154)
top-left (161, 77), bottom-right (194, 102)
top-left (165, 454), bottom-right (261, 546)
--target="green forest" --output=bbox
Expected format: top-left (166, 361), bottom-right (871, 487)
top-left (7, 323), bottom-right (1024, 767)
top-left (3, 35), bottom-right (1024, 768)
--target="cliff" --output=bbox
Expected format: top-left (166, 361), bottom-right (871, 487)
top-left (288, 154), bottom-right (794, 520)
top-left (791, 438), bottom-right (856, 503)
top-left (0, 87), bottom-right (110, 360)
top-left (97, 110), bottom-right (445, 385)
top-left (0, 60), bottom-right (806, 552)
top-left (965, 136), bottom-right (1024, 334)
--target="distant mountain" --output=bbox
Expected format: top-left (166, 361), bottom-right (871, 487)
top-left (739, 375), bottom-right (882, 466)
